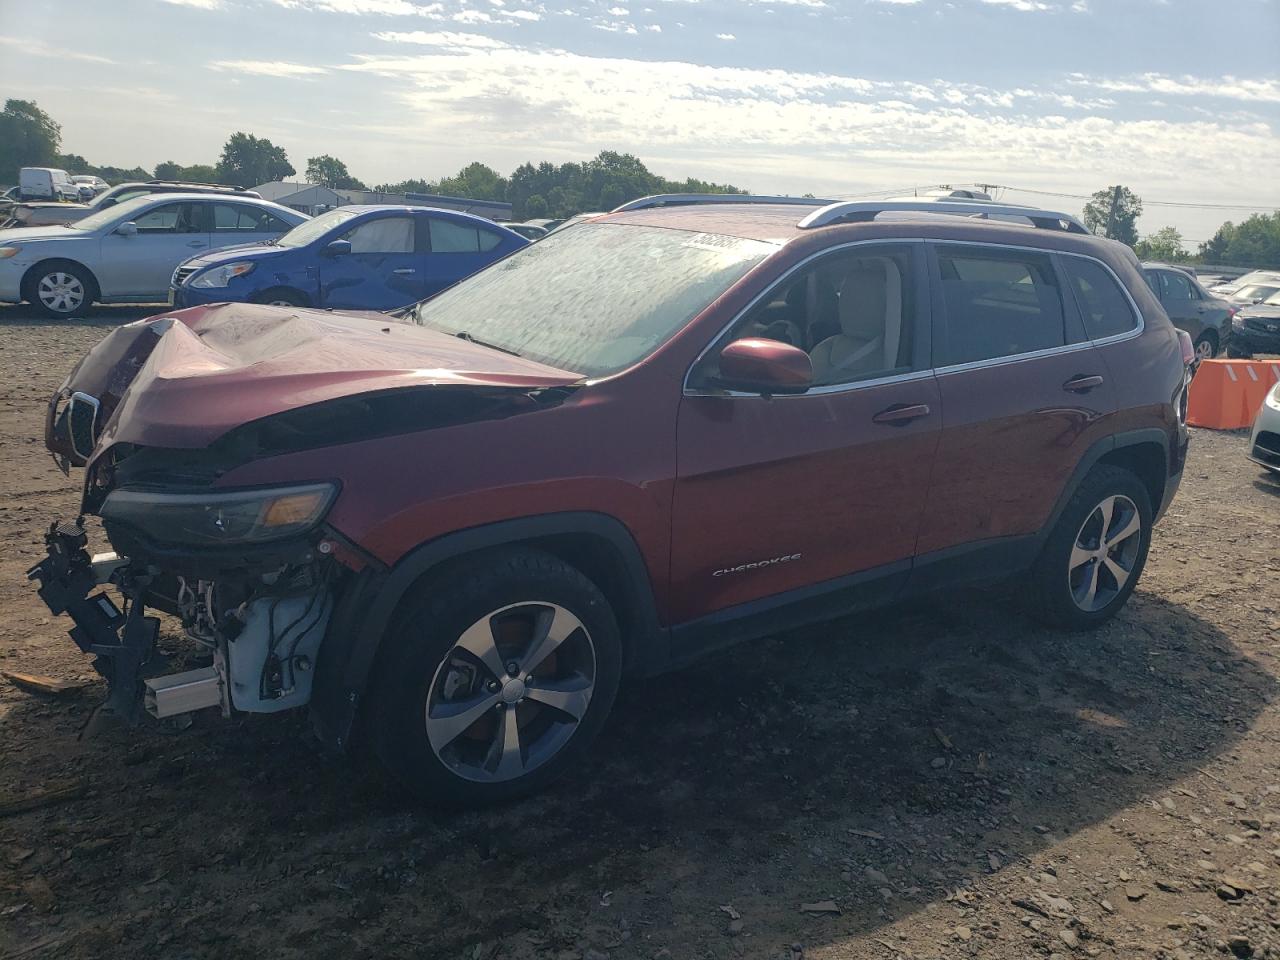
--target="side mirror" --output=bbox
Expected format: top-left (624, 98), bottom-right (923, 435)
top-left (116, 221), bottom-right (137, 237)
top-left (324, 238), bottom-right (352, 257)
top-left (714, 338), bottom-right (813, 394)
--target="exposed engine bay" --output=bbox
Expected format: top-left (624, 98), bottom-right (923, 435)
top-left (27, 520), bottom-right (336, 722)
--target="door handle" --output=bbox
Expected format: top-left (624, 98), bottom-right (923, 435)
top-left (186, 241), bottom-right (206, 248)
top-left (1063, 374), bottom-right (1105, 393)
top-left (872, 403), bottom-right (930, 425)
top-left (392, 268), bottom-right (417, 275)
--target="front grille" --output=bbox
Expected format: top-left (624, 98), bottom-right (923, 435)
top-left (1254, 431), bottom-right (1280, 468)
top-left (172, 264), bottom-right (200, 287)
top-left (1245, 317), bottom-right (1280, 334)
top-left (67, 392), bottom-right (100, 461)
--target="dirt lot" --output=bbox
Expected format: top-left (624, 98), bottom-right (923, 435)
top-left (0, 306), bottom-right (1278, 960)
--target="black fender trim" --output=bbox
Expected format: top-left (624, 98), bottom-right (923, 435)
top-left (1037, 427), bottom-right (1173, 546)
top-left (309, 511), bottom-right (665, 752)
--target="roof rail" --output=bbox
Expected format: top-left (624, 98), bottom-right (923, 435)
top-left (798, 198), bottom-right (1089, 234)
top-left (145, 179), bottom-right (250, 191)
top-left (612, 193), bottom-right (833, 213)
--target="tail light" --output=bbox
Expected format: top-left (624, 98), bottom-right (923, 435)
top-left (1176, 329), bottom-right (1195, 367)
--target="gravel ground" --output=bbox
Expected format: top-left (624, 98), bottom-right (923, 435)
top-left (0, 308), bottom-right (1278, 960)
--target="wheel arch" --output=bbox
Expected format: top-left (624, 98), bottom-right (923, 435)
top-left (1038, 429), bottom-right (1173, 549)
top-left (251, 285), bottom-right (310, 307)
top-left (21, 257), bottom-right (102, 305)
top-left (310, 511), bottom-right (666, 752)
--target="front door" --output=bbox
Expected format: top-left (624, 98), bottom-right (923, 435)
top-left (913, 243), bottom-right (1119, 564)
top-left (97, 200), bottom-right (210, 299)
top-left (670, 243), bottom-right (940, 630)
top-left (320, 214), bottom-right (426, 310)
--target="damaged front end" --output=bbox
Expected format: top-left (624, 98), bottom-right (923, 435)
top-left (27, 481), bottom-right (341, 723)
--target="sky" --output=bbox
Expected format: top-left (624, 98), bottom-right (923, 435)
top-left (2, 0), bottom-right (1278, 244)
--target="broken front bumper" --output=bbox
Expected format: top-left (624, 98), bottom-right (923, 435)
top-left (26, 520), bottom-right (160, 718)
top-left (27, 519), bottom-right (335, 722)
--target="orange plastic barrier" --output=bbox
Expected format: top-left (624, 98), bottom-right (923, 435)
top-left (1186, 358), bottom-right (1280, 430)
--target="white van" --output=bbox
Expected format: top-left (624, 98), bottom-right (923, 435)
top-left (19, 168), bottom-right (79, 202)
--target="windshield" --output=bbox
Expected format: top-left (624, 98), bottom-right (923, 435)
top-left (1236, 284), bottom-right (1280, 301)
top-left (1265, 291), bottom-right (1280, 306)
top-left (69, 194), bottom-right (164, 231)
top-left (409, 222), bottom-right (776, 377)
top-left (276, 208), bottom-right (360, 247)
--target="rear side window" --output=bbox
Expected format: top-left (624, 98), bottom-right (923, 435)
top-left (1159, 270), bottom-right (1194, 302)
top-left (429, 219), bottom-right (503, 253)
top-left (935, 247), bottom-right (1065, 365)
top-left (1063, 257), bottom-right (1139, 340)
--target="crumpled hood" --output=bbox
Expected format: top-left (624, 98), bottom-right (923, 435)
top-left (84, 302), bottom-right (581, 451)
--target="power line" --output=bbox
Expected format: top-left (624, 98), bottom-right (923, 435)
top-left (991, 184), bottom-right (1279, 211)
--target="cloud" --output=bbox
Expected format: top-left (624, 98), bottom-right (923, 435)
top-left (981, 0), bottom-right (1052, 10)
top-left (209, 59), bottom-right (330, 77)
top-left (1069, 72), bottom-right (1280, 104)
top-left (0, 36), bottom-right (117, 64)
top-left (715, 32), bottom-right (736, 39)
top-left (158, 0), bottom-right (222, 7)
top-left (270, 0), bottom-right (442, 13)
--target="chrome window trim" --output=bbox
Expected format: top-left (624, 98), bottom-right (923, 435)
top-left (683, 237), bottom-right (1146, 398)
top-left (927, 239), bottom-right (1145, 373)
top-left (682, 237), bottom-right (923, 399)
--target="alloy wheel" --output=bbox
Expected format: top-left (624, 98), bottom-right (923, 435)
top-left (1068, 494), bottom-right (1142, 612)
top-left (1195, 338), bottom-right (1216, 361)
top-left (425, 602), bottom-right (597, 783)
top-left (37, 272), bottom-right (85, 315)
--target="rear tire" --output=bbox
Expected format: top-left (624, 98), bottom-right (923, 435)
top-left (1194, 332), bottom-right (1218, 361)
top-left (367, 548), bottom-right (622, 806)
top-left (23, 260), bottom-right (96, 318)
top-left (1027, 465), bottom-right (1152, 631)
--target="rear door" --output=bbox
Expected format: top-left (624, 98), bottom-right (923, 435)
top-left (209, 202), bottom-right (296, 251)
top-left (912, 243), bottom-right (1119, 571)
top-left (670, 242), bottom-right (940, 629)
top-left (97, 200), bottom-right (210, 298)
top-left (424, 218), bottom-right (509, 297)
top-left (319, 213), bottom-right (425, 310)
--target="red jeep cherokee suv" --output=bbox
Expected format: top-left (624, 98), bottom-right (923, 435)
top-left (31, 195), bottom-right (1191, 804)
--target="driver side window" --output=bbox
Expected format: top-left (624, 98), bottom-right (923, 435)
top-left (719, 246), bottom-right (919, 387)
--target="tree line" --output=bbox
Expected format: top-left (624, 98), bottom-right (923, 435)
top-left (2, 98), bottom-right (1275, 267)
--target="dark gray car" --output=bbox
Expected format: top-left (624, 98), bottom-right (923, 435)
top-left (1142, 263), bottom-right (1236, 360)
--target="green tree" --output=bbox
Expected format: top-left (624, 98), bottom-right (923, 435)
top-left (154, 160), bottom-right (183, 180)
top-left (0, 99), bottom-right (61, 182)
top-left (1134, 226), bottom-right (1186, 262)
top-left (523, 194), bottom-right (548, 218)
top-left (1199, 213), bottom-right (1280, 269)
top-left (1082, 185), bottom-right (1143, 245)
top-left (305, 154), bottom-right (365, 189)
top-left (372, 178), bottom-right (431, 194)
top-left (433, 162), bottom-right (507, 201)
top-left (215, 133), bottom-right (295, 187)
top-left (55, 153), bottom-right (90, 174)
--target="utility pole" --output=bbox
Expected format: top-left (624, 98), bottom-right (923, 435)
top-left (1105, 184), bottom-right (1122, 239)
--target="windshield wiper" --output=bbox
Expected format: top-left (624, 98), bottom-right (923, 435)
top-left (454, 330), bottom-right (522, 357)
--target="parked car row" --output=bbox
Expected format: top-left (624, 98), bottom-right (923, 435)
top-left (3, 179), bottom-right (262, 228)
top-left (0, 190), bottom-right (530, 316)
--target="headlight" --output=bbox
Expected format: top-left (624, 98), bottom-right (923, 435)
top-left (101, 483), bottom-right (337, 546)
top-left (1268, 383), bottom-right (1280, 411)
top-left (189, 262), bottom-right (256, 288)
top-left (0, 247), bottom-right (20, 259)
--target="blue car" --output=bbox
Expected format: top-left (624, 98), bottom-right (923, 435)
top-left (171, 205), bottom-right (528, 311)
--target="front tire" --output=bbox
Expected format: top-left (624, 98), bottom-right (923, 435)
top-left (252, 287), bottom-right (308, 308)
top-left (1028, 465), bottom-right (1152, 630)
top-left (368, 548), bottom-right (622, 806)
top-left (24, 260), bottom-right (95, 318)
